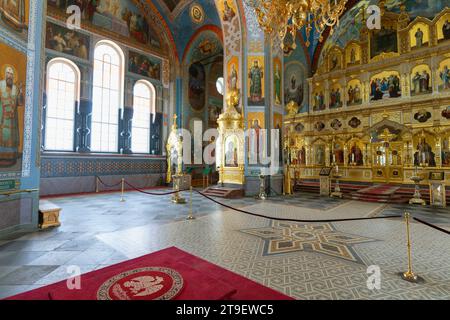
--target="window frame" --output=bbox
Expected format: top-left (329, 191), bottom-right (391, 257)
top-left (90, 40), bottom-right (125, 153)
top-left (131, 79), bottom-right (156, 154)
top-left (44, 57), bottom-right (81, 152)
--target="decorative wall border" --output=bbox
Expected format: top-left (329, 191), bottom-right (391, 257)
top-left (0, 0), bottom-right (39, 180)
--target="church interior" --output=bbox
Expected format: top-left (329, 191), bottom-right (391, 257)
top-left (0, 0), bottom-right (449, 301)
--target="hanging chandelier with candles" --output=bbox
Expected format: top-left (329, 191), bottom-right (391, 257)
top-left (251, 0), bottom-right (348, 49)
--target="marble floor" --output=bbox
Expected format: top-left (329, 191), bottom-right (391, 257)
top-left (0, 190), bottom-right (449, 300)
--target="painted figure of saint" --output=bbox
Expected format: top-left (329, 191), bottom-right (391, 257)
top-left (412, 72), bottom-right (421, 94)
top-left (316, 146), bottom-right (325, 166)
top-left (228, 63), bottom-right (237, 90)
top-left (225, 140), bottom-right (237, 167)
top-left (415, 28), bottom-right (424, 48)
top-left (0, 0), bottom-right (26, 30)
top-left (349, 144), bottom-right (363, 165)
top-left (443, 20), bottom-right (450, 40)
top-left (248, 60), bottom-right (263, 103)
top-left (414, 138), bottom-right (436, 166)
top-left (420, 70), bottom-right (430, 93)
top-left (250, 119), bottom-right (262, 163)
top-left (222, 0), bottom-right (235, 22)
top-left (440, 65), bottom-right (450, 90)
top-left (285, 75), bottom-right (303, 106)
top-left (350, 48), bottom-right (356, 64)
top-left (0, 66), bottom-right (23, 167)
top-left (274, 64), bottom-right (281, 105)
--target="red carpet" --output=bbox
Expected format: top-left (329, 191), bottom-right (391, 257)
top-left (5, 247), bottom-right (292, 300)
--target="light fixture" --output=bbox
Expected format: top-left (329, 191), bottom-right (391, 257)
top-left (251, 0), bottom-right (348, 48)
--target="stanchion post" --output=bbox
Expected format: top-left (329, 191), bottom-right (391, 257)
top-left (187, 186), bottom-right (195, 220)
top-left (120, 178), bottom-right (125, 202)
top-left (96, 177), bottom-right (99, 193)
top-left (401, 212), bottom-right (420, 283)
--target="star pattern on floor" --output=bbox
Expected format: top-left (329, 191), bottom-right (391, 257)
top-left (240, 221), bottom-right (377, 264)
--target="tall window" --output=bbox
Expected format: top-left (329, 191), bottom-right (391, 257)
top-left (132, 80), bottom-right (156, 154)
top-left (45, 58), bottom-right (80, 151)
top-left (91, 41), bottom-right (124, 152)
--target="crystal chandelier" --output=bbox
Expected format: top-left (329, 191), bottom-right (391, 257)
top-left (252, 0), bottom-right (348, 49)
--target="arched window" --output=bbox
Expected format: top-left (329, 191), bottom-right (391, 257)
top-left (45, 58), bottom-right (80, 151)
top-left (131, 80), bottom-right (156, 154)
top-left (91, 41), bottom-right (124, 152)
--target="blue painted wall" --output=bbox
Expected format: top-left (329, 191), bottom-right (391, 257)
top-left (0, 2), bottom-right (46, 235)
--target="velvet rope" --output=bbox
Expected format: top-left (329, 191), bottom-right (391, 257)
top-left (413, 217), bottom-right (450, 235)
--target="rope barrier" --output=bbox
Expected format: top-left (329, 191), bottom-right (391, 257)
top-left (194, 189), bottom-right (402, 223)
top-left (124, 181), bottom-right (188, 196)
top-left (96, 176), bottom-right (122, 188)
top-left (413, 217), bottom-right (450, 235)
top-left (97, 175), bottom-right (401, 222)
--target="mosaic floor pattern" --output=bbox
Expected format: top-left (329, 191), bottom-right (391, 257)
top-left (241, 221), bottom-right (377, 263)
top-left (0, 190), bottom-right (449, 300)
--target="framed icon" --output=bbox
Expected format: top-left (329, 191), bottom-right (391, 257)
top-left (429, 182), bottom-right (446, 208)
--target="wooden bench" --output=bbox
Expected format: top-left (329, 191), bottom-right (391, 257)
top-left (39, 200), bottom-right (61, 229)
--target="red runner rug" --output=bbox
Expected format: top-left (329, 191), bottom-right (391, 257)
top-left (5, 247), bottom-right (292, 300)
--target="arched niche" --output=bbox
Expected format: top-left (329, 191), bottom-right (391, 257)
top-left (409, 21), bottom-right (431, 49)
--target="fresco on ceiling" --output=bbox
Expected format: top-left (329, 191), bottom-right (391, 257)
top-left (128, 50), bottom-right (161, 81)
top-left (319, 0), bottom-right (446, 64)
top-left (0, 0), bottom-right (28, 41)
top-left (47, 0), bottom-right (161, 49)
top-left (45, 21), bottom-right (90, 60)
top-left (0, 41), bottom-right (26, 173)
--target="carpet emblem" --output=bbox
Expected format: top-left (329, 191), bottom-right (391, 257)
top-left (241, 221), bottom-right (377, 263)
top-left (97, 267), bottom-right (183, 300)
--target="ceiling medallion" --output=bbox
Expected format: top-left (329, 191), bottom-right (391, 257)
top-left (190, 3), bottom-right (205, 25)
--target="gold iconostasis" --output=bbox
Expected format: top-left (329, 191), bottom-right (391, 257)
top-left (284, 6), bottom-right (450, 185)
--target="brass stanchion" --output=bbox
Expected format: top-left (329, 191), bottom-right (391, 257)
top-left (187, 186), bottom-right (195, 220)
top-left (120, 178), bottom-right (125, 202)
top-left (96, 177), bottom-right (99, 193)
top-left (400, 212), bottom-right (423, 283)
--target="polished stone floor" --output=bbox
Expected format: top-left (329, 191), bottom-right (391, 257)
top-left (0, 190), bottom-right (449, 300)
